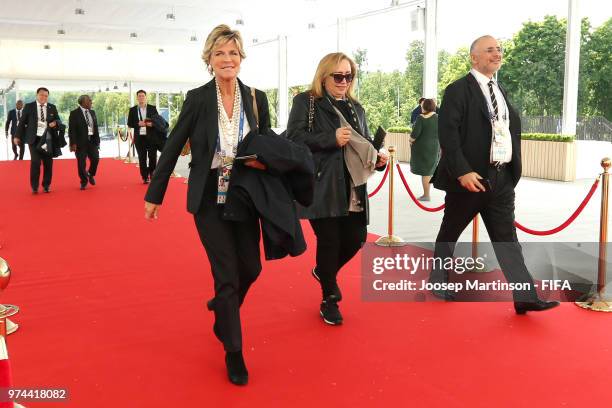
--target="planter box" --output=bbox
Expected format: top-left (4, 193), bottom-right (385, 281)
top-left (385, 132), bottom-right (411, 163)
top-left (521, 139), bottom-right (576, 181)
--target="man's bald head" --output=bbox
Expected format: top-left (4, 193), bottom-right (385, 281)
top-left (469, 35), bottom-right (503, 78)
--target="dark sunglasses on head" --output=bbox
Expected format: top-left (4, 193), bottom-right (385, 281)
top-left (330, 73), bottom-right (353, 83)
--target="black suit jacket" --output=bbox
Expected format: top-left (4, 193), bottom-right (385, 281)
top-left (144, 78), bottom-right (270, 214)
top-left (5, 109), bottom-right (22, 136)
top-left (68, 107), bottom-right (100, 148)
top-left (432, 73), bottom-right (522, 192)
top-left (15, 102), bottom-right (62, 145)
top-left (128, 104), bottom-right (159, 144)
top-left (224, 130), bottom-right (314, 260)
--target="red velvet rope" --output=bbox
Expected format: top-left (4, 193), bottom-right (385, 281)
top-left (368, 163), bottom-right (390, 198)
top-left (514, 177), bottom-right (600, 236)
top-left (396, 164), bottom-right (446, 212)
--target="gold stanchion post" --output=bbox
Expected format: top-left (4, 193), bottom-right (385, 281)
top-left (576, 157), bottom-right (612, 312)
top-left (375, 146), bottom-right (407, 247)
top-left (467, 215), bottom-right (489, 272)
top-left (114, 127), bottom-right (122, 160)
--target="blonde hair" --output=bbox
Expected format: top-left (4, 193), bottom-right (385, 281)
top-left (310, 52), bottom-right (358, 100)
top-left (201, 24), bottom-right (246, 74)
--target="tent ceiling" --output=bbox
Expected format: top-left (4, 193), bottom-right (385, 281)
top-left (0, 0), bottom-right (395, 46)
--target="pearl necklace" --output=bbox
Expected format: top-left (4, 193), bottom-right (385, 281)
top-left (216, 79), bottom-right (242, 156)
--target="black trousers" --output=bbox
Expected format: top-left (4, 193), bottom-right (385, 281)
top-left (430, 166), bottom-right (537, 302)
top-left (28, 142), bottom-right (53, 190)
top-left (11, 138), bottom-right (25, 160)
top-left (75, 143), bottom-right (100, 183)
top-left (309, 212), bottom-right (367, 300)
top-left (135, 140), bottom-right (157, 181)
top-left (194, 171), bottom-right (262, 352)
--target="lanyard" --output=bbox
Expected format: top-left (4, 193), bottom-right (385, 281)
top-left (216, 106), bottom-right (245, 156)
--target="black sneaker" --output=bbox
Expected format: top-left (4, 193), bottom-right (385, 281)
top-left (320, 295), bottom-right (343, 325)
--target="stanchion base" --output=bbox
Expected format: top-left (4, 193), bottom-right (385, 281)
top-left (575, 293), bottom-right (612, 312)
top-left (375, 235), bottom-right (409, 247)
top-left (0, 304), bottom-right (19, 319)
top-left (6, 318), bottom-right (18, 335)
top-left (466, 262), bottom-right (492, 273)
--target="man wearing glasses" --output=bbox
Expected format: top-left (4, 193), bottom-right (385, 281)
top-left (429, 35), bottom-right (559, 315)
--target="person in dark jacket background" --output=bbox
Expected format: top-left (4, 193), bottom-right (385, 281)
top-left (14, 87), bottom-right (62, 193)
top-left (287, 52), bottom-right (388, 326)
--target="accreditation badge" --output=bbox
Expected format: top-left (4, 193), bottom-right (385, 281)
top-left (139, 126), bottom-right (147, 135)
top-left (216, 152), bottom-right (233, 205)
top-left (490, 120), bottom-right (511, 163)
top-left (37, 120), bottom-right (47, 136)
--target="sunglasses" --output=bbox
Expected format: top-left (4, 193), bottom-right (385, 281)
top-left (330, 73), bottom-right (354, 84)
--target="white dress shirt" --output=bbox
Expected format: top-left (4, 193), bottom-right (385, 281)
top-left (470, 68), bottom-right (512, 163)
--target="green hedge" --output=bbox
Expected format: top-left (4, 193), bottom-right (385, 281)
top-left (386, 126), bottom-right (412, 134)
top-left (521, 133), bottom-right (574, 142)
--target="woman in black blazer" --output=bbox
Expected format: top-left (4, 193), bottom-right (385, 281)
top-left (144, 24), bottom-right (270, 386)
top-left (286, 53), bottom-right (388, 326)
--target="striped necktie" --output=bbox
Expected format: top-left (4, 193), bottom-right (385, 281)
top-left (85, 110), bottom-right (92, 127)
top-left (487, 81), bottom-right (498, 119)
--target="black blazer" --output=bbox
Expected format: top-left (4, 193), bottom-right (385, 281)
top-left (127, 104), bottom-right (159, 143)
top-left (144, 78), bottom-right (270, 214)
top-left (224, 130), bottom-right (314, 260)
top-left (432, 73), bottom-right (522, 192)
top-left (15, 102), bottom-right (61, 145)
top-left (68, 107), bottom-right (100, 148)
top-left (5, 109), bottom-right (22, 136)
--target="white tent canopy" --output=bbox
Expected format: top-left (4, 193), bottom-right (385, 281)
top-left (0, 0), bottom-right (406, 90)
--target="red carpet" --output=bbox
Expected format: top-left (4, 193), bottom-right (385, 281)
top-left (0, 158), bottom-right (610, 407)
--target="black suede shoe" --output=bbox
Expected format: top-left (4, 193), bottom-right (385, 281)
top-left (32, 188), bottom-right (38, 194)
top-left (225, 351), bottom-right (248, 386)
top-left (88, 175), bottom-right (96, 185)
top-left (311, 266), bottom-right (321, 282)
top-left (43, 186), bottom-right (50, 193)
top-left (320, 295), bottom-right (343, 325)
top-left (80, 181), bottom-right (87, 190)
top-left (514, 299), bottom-right (560, 315)
top-left (143, 178), bottom-right (149, 184)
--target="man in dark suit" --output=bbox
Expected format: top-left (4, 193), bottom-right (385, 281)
top-left (14, 87), bottom-right (62, 193)
top-left (430, 35), bottom-right (559, 314)
top-left (69, 95), bottom-right (100, 190)
top-left (127, 90), bottom-right (159, 183)
top-left (5, 100), bottom-right (25, 160)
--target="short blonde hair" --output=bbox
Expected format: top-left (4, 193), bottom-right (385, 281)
top-left (309, 52), bottom-right (358, 100)
top-left (202, 24), bottom-right (246, 74)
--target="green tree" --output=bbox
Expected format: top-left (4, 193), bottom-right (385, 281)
top-left (404, 40), bottom-right (424, 104)
top-left (438, 47), bottom-right (471, 97)
top-left (499, 15), bottom-right (591, 116)
top-left (582, 18), bottom-right (611, 119)
top-left (353, 48), bottom-right (368, 99)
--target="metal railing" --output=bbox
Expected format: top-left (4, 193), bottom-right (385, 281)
top-left (521, 115), bottom-right (611, 142)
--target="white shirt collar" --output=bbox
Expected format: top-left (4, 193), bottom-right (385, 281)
top-left (470, 68), bottom-right (496, 87)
